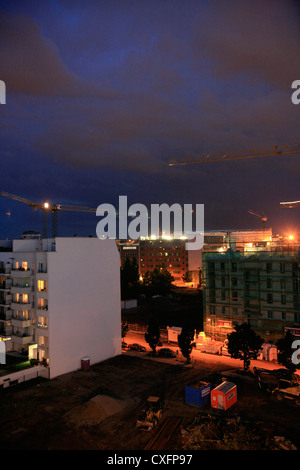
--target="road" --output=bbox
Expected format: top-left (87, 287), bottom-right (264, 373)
top-left (124, 330), bottom-right (288, 373)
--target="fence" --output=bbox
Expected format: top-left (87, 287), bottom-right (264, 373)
top-left (0, 365), bottom-right (49, 389)
top-left (126, 322), bottom-right (169, 341)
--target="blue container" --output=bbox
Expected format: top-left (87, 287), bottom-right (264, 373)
top-left (185, 381), bottom-right (212, 407)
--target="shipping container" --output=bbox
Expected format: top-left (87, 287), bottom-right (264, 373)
top-left (185, 380), bottom-right (212, 407)
top-left (211, 381), bottom-right (237, 410)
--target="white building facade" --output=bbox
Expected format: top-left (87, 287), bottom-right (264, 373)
top-left (0, 237), bottom-right (121, 378)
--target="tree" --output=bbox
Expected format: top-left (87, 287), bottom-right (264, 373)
top-left (122, 322), bottom-right (129, 344)
top-left (178, 326), bottom-right (195, 363)
top-left (182, 271), bottom-right (192, 283)
top-left (276, 330), bottom-right (299, 375)
top-left (120, 257), bottom-right (140, 299)
top-left (145, 317), bottom-right (160, 355)
top-left (227, 323), bottom-right (263, 372)
top-left (142, 265), bottom-right (174, 296)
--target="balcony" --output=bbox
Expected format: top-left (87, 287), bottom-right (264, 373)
top-left (11, 333), bottom-right (33, 344)
top-left (11, 285), bottom-right (32, 294)
top-left (11, 302), bottom-right (32, 310)
top-left (11, 268), bottom-right (32, 277)
top-left (11, 318), bottom-right (32, 328)
top-left (0, 309), bottom-right (12, 321)
top-left (0, 296), bottom-right (12, 306)
top-left (0, 326), bottom-right (12, 337)
top-left (0, 281), bottom-right (12, 291)
top-left (0, 265), bottom-right (12, 275)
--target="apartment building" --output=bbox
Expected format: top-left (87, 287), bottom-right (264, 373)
top-left (0, 237), bottom-right (121, 378)
top-left (202, 243), bottom-right (300, 343)
top-left (139, 237), bottom-right (188, 286)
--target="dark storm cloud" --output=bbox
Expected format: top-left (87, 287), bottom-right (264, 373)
top-left (192, 0), bottom-right (300, 88)
top-left (0, 0), bottom-right (299, 236)
top-left (0, 10), bottom-right (119, 99)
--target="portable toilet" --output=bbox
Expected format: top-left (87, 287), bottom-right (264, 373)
top-left (211, 381), bottom-right (237, 411)
top-left (81, 356), bottom-right (90, 371)
top-left (185, 381), bottom-right (212, 408)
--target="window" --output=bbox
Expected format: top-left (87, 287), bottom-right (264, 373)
top-left (38, 298), bottom-right (48, 310)
top-left (232, 263), bottom-right (237, 272)
top-left (37, 280), bottom-right (47, 292)
top-left (281, 294), bottom-right (286, 305)
top-left (268, 310), bottom-right (273, 319)
top-left (282, 312), bottom-right (286, 320)
top-left (38, 316), bottom-right (48, 328)
top-left (38, 263), bottom-right (47, 273)
top-left (267, 293), bottom-right (273, 304)
top-left (266, 262), bottom-right (272, 273)
top-left (280, 262), bottom-right (285, 273)
top-left (267, 278), bottom-right (272, 289)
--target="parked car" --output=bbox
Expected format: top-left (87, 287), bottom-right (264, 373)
top-left (158, 347), bottom-right (176, 358)
top-left (128, 343), bottom-right (146, 352)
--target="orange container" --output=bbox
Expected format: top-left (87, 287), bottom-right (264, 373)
top-left (211, 381), bottom-right (237, 410)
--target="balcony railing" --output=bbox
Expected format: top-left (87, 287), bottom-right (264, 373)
top-left (0, 282), bottom-right (12, 290)
top-left (11, 301), bottom-right (32, 310)
top-left (0, 298), bottom-right (12, 306)
top-left (11, 333), bottom-right (33, 344)
top-left (11, 268), bottom-right (32, 277)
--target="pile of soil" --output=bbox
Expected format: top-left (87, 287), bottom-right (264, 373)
top-left (66, 394), bottom-right (128, 427)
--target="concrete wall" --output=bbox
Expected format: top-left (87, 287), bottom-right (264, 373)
top-left (47, 238), bottom-right (121, 379)
top-left (0, 365), bottom-right (49, 389)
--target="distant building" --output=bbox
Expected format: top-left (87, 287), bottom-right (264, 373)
top-left (117, 240), bottom-right (139, 266)
top-left (139, 237), bottom-right (188, 286)
top-left (0, 237), bottom-right (121, 379)
top-left (202, 239), bottom-right (300, 343)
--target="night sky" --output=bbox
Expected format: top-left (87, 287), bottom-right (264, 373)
top-left (0, 0), bottom-right (299, 240)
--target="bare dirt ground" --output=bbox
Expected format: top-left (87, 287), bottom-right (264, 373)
top-left (0, 352), bottom-right (299, 451)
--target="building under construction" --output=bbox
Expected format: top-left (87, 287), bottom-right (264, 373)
top-left (202, 239), bottom-right (300, 343)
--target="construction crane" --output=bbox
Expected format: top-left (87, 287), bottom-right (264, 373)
top-left (168, 142), bottom-right (300, 166)
top-left (280, 200), bottom-right (300, 208)
top-left (248, 209), bottom-right (268, 227)
top-left (0, 191), bottom-right (97, 238)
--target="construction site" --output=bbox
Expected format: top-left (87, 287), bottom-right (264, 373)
top-left (0, 350), bottom-right (299, 451)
